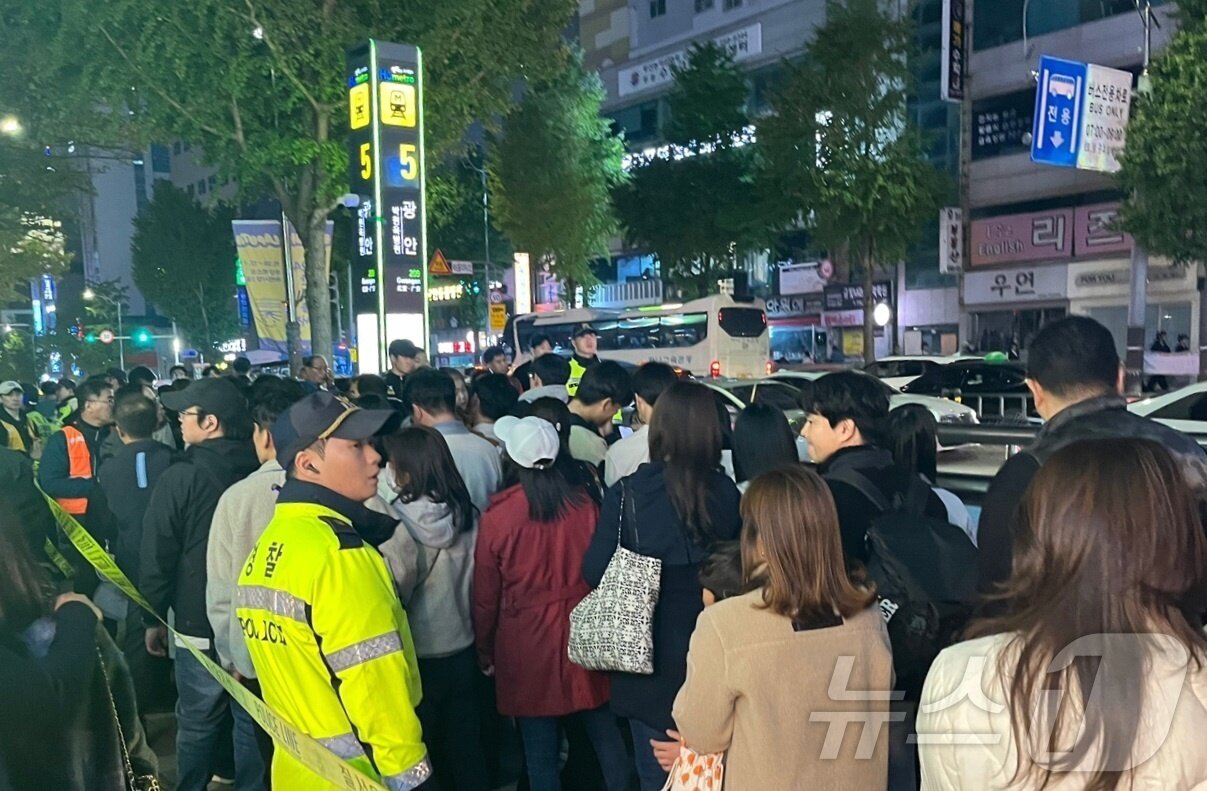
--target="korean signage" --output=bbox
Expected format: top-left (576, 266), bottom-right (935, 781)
top-left (1067, 260), bottom-right (1191, 299)
top-left (970, 204), bottom-right (1133, 267)
top-left (823, 282), bottom-right (893, 312)
top-left (1031, 55), bottom-right (1133, 173)
top-left (347, 40), bottom-right (428, 366)
top-left (939, 207), bottom-right (963, 275)
top-left (940, 0), bottom-right (966, 103)
top-left (973, 89), bottom-right (1034, 159)
top-left (618, 23), bottom-right (762, 98)
top-left (766, 294), bottom-right (824, 319)
top-left (964, 264), bottom-right (1068, 306)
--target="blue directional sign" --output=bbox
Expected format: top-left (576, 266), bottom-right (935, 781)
top-left (1031, 56), bottom-right (1086, 168)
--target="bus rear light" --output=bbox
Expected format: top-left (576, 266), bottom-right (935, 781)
top-left (766, 360), bottom-right (776, 375)
top-left (710, 360), bottom-right (721, 378)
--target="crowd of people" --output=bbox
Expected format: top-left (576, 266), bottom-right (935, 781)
top-left (1, 314), bottom-right (1206, 791)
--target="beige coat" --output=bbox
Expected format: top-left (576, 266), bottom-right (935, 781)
top-left (672, 590), bottom-right (893, 790)
top-left (918, 632), bottom-right (1207, 790)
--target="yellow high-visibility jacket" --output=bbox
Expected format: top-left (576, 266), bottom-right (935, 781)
top-left (236, 480), bottom-right (429, 790)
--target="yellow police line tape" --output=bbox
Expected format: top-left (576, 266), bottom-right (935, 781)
top-left (42, 495), bottom-right (392, 791)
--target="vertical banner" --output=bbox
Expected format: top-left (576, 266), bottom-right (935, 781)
top-left (941, 0), bottom-right (966, 103)
top-left (939, 207), bottom-right (964, 275)
top-left (347, 40), bottom-right (427, 371)
top-left (231, 220), bottom-right (333, 355)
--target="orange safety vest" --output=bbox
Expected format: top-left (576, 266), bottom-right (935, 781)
top-left (57, 426), bottom-right (92, 515)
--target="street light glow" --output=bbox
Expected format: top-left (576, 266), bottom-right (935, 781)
top-left (0, 115), bottom-right (22, 136)
top-left (82, 287), bottom-right (96, 300)
top-left (873, 302), bottom-right (893, 328)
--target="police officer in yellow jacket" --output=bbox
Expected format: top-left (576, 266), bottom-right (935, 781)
top-left (236, 391), bottom-right (431, 790)
top-left (566, 324), bottom-right (601, 398)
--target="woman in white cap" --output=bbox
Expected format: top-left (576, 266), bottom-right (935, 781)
top-left (473, 415), bottom-right (629, 791)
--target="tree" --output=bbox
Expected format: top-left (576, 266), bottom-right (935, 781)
top-left (0, 0), bottom-right (578, 368)
top-left (0, 138), bottom-right (80, 299)
top-left (487, 51), bottom-right (627, 294)
top-left (1118, 0), bottom-right (1207, 263)
top-left (614, 43), bottom-right (767, 297)
top-left (758, 0), bottom-right (945, 363)
top-left (132, 183), bottom-right (240, 354)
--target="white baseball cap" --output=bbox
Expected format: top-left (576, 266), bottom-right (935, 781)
top-left (494, 415), bottom-right (560, 470)
top-left (0, 381), bottom-right (22, 395)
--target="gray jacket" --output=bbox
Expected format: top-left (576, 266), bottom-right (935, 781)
top-left (381, 497), bottom-right (477, 658)
top-left (205, 459), bottom-right (285, 677)
top-left (519, 384), bottom-right (570, 404)
top-left (433, 420), bottom-right (502, 513)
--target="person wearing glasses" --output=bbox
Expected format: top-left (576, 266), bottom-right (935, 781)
top-left (299, 355), bottom-right (333, 393)
top-left (37, 375), bottom-right (115, 591)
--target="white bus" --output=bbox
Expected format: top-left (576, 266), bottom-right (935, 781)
top-left (506, 294), bottom-right (770, 379)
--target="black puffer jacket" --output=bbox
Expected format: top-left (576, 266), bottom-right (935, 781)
top-left (139, 437), bottom-right (259, 637)
top-left (978, 395), bottom-right (1207, 593)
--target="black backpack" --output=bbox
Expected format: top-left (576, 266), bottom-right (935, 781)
top-left (827, 468), bottom-right (979, 689)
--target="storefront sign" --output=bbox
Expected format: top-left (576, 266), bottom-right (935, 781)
top-left (1068, 260), bottom-right (1190, 298)
top-left (940, 0), bottom-right (966, 103)
top-left (939, 207), bottom-right (963, 274)
top-left (964, 264), bottom-right (1068, 306)
top-left (973, 89), bottom-right (1034, 159)
top-left (778, 263), bottom-right (826, 295)
top-left (970, 209), bottom-right (1074, 267)
top-left (766, 294), bottom-right (824, 318)
top-left (1073, 203), bottom-right (1132, 257)
top-left (822, 310), bottom-right (865, 328)
top-left (823, 281), bottom-right (893, 312)
top-left (618, 23), bottom-right (762, 98)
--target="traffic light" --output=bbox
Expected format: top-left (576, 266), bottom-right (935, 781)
top-left (132, 327), bottom-right (153, 347)
top-left (84, 332), bottom-right (97, 344)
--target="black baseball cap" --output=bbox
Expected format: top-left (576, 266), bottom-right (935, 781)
top-left (388, 339), bottom-right (421, 359)
top-left (572, 324), bottom-right (598, 338)
top-left (160, 378), bottom-right (247, 424)
top-left (271, 390), bottom-right (401, 471)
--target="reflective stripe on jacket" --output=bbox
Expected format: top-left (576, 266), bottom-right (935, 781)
top-left (57, 426), bottom-right (91, 515)
top-left (237, 494), bottom-right (429, 790)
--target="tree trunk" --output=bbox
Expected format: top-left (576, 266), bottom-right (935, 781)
top-left (195, 283), bottom-right (211, 352)
top-left (303, 213), bottom-right (332, 370)
top-left (863, 238), bottom-right (876, 367)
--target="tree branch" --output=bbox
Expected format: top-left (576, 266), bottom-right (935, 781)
top-left (241, 0), bottom-right (330, 117)
top-left (97, 25), bottom-right (237, 144)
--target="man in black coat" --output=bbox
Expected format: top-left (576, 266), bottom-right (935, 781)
top-left (800, 371), bottom-right (948, 565)
top-left (978, 317), bottom-right (1207, 595)
top-left (139, 378), bottom-right (262, 791)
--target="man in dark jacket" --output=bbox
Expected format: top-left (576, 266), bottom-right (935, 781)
top-left (383, 338), bottom-right (422, 401)
top-left (0, 445), bottom-right (60, 573)
top-left (93, 388), bottom-right (177, 713)
top-left (978, 316), bottom-right (1207, 594)
top-left (139, 377), bottom-right (262, 791)
top-left (800, 371), bottom-right (947, 565)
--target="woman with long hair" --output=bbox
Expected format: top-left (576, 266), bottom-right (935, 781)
top-left (474, 416), bottom-right (629, 791)
top-left (582, 381), bottom-right (742, 790)
top-left (732, 402), bottom-right (799, 492)
top-left (672, 465), bottom-right (893, 788)
top-left (887, 403), bottom-right (975, 543)
top-left (0, 521), bottom-right (157, 789)
top-left (380, 426), bottom-right (489, 791)
top-left (918, 438), bottom-right (1207, 789)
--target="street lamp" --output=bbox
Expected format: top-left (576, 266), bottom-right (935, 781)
top-left (0, 115), bottom-right (22, 137)
top-left (83, 287), bottom-right (125, 370)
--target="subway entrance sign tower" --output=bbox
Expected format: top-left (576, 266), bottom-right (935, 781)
top-left (346, 40), bottom-right (428, 374)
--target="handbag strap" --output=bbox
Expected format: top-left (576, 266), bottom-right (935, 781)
top-left (96, 644), bottom-right (137, 790)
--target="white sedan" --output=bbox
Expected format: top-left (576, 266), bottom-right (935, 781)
top-left (767, 370), bottom-right (980, 426)
top-left (1128, 382), bottom-right (1207, 435)
top-left (862, 355), bottom-right (984, 390)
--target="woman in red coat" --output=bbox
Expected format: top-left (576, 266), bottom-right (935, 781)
top-left (473, 415), bottom-right (629, 791)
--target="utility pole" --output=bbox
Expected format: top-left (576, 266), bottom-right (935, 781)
top-left (959, 0), bottom-right (974, 353)
top-left (1125, 0), bottom-right (1153, 396)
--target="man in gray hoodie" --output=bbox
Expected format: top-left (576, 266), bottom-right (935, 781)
top-left (517, 353), bottom-right (571, 405)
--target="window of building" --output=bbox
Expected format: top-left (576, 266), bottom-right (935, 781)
top-left (649, 0), bottom-right (666, 17)
top-left (974, 0), bottom-right (1167, 50)
top-left (150, 144), bottom-right (171, 173)
top-left (133, 162), bottom-right (148, 212)
top-left (187, 183), bottom-right (195, 197)
top-left (197, 179), bottom-right (207, 195)
top-left (208, 175), bottom-right (217, 190)
top-left (695, 0), bottom-right (715, 11)
top-left (172, 141), bottom-right (182, 155)
top-left (723, 0), bottom-right (742, 9)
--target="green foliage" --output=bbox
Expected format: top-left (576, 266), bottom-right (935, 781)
top-left (0, 139), bottom-right (81, 299)
top-left (132, 183), bottom-right (239, 354)
top-left (0, 328), bottom-right (36, 383)
top-left (429, 161), bottom-right (513, 264)
top-left (0, 0), bottom-right (578, 359)
top-left (1118, 1), bottom-right (1207, 263)
top-left (757, 0), bottom-right (944, 362)
top-left (614, 43), bottom-right (767, 298)
top-left (487, 52), bottom-right (625, 293)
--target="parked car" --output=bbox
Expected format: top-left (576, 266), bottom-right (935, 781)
top-left (700, 378), bottom-right (811, 466)
top-left (862, 354), bottom-right (983, 389)
top-left (768, 370), bottom-right (980, 425)
top-left (897, 360), bottom-right (1032, 420)
top-left (1129, 382), bottom-right (1207, 435)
